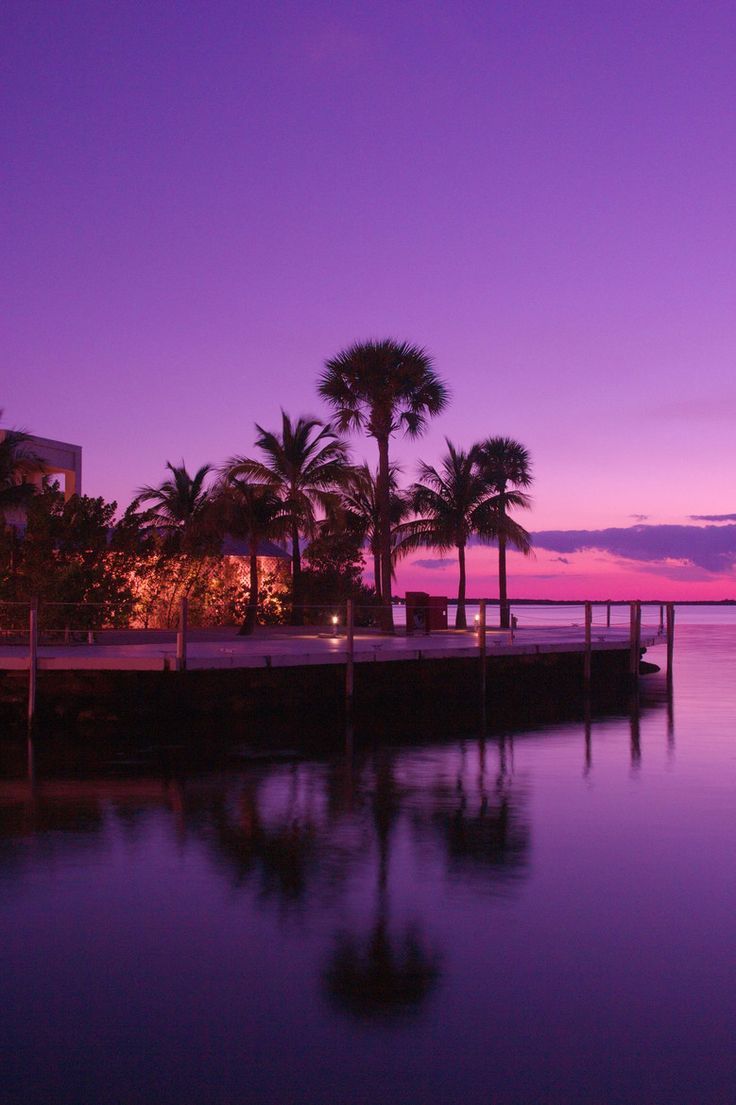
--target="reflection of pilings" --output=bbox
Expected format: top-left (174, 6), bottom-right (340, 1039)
top-left (629, 694), bottom-right (641, 767)
top-left (584, 697), bottom-right (592, 775)
top-left (497, 733), bottom-right (513, 784)
top-left (27, 735), bottom-right (36, 790)
top-left (666, 682), bottom-right (675, 752)
top-left (478, 738), bottom-right (487, 796)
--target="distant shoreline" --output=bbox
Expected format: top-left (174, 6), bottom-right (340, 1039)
top-left (423, 598), bottom-right (736, 607)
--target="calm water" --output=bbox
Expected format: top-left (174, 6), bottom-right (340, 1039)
top-left (2, 615), bottom-right (736, 1104)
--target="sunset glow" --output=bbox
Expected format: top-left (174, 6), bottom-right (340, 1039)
top-left (4, 1), bottom-right (735, 598)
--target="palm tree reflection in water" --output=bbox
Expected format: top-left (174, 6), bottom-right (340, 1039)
top-left (202, 769), bottom-right (319, 903)
top-left (12, 739), bottom-right (530, 1021)
top-left (324, 748), bottom-right (441, 1018)
top-left (430, 736), bottom-right (530, 887)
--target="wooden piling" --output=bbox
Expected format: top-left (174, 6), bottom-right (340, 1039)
top-left (666, 603), bottom-right (675, 681)
top-left (28, 598), bottom-right (38, 729)
top-left (632, 601), bottom-right (640, 658)
top-left (345, 599), bottom-right (354, 710)
top-left (584, 601), bottom-right (592, 685)
top-left (629, 601), bottom-right (641, 677)
top-left (606, 601), bottom-right (611, 629)
top-left (479, 599), bottom-right (487, 703)
top-left (176, 597), bottom-right (188, 671)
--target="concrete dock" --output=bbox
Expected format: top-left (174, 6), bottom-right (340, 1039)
top-left (0, 623), bottom-right (664, 672)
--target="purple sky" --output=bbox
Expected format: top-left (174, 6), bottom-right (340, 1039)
top-left (4, 1), bottom-right (736, 596)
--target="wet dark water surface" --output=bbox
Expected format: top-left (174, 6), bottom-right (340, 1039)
top-left (2, 626), bottom-right (735, 1104)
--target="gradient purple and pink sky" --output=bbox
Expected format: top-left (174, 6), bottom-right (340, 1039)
top-left (4, 1), bottom-right (735, 598)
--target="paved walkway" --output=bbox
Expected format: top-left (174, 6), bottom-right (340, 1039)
top-left (0, 625), bottom-right (665, 671)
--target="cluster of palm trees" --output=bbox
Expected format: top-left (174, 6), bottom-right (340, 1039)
top-left (134, 339), bottom-right (532, 632)
top-left (134, 414), bottom-right (352, 632)
top-left (3, 340), bottom-right (533, 632)
top-left (394, 437), bottom-right (532, 628)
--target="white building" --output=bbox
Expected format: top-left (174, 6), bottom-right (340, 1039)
top-left (0, 430), bottom-right (82, 500)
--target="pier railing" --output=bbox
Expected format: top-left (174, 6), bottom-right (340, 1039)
top-left (0, 597), bottom-right (672, 640)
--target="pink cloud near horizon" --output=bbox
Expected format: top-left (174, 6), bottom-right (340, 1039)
top-left (394, 545), bottom-right (735, 602)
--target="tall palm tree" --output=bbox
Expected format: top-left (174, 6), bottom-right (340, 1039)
top-left (340, 463), bottom-right (409, 600)
top-left (319, 339), bottom-right (448, 630)
top-left (217, 476), bottom-right (289, 634)
top-left (0, 416), bottom-right (45, 522)
top-left (476, 437), bottom-right (533, 628)
top-left (394, 440), bottom-right (498, 629)
top-left (225, 413), bottom-right (349, 624)
top-left (135, 461), bottom-right (214, 552)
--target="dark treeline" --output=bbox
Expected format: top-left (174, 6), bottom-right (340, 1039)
top-left (1, 341), bottom-right (533, 630)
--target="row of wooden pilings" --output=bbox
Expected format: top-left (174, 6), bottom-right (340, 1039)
top-left (326, 598), bottom-right (677, 711)
top-left (582, 600), bottom-right (675, 687)
top-left (24, 597), bottom-right (676, 728)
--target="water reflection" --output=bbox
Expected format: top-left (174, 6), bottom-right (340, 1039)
top-left (7, 630), bottom-right (735, 1105)
top-left (409, 737), bottom-right (530, 892)
top-left (206, 778), bottom-right (319, 900)
top-left (584, 699), bottom-right (592, 775)
top-left (324, 918), bottom-right (440, 1018)
top-left (629, 694), bottom-right (642, 770)
top-left (324, 749), bottom-right (441, 1017)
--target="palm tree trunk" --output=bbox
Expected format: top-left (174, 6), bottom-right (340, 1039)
top-left (290, 521), bottom-right (303, 626)
top-left (498, 526), bottom-right (509, 629)
top-left (240, 543), bottom-right (259, 635)
top-left (456, 542), bottom-right (467, 628)
top-left (377, 436), bottom-right (394, 632)
top-left (372, 541), bottom-right (382, 602)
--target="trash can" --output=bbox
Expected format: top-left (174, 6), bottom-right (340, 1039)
top-left (427, 596), bottom-right (448, 630)
top-left (405, 591), bottom-right (429, 635)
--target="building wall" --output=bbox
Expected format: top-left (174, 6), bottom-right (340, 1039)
top-left (0, 430), bottom-right (82, 500)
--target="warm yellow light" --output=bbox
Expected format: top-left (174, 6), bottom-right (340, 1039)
top-left (331, 614), bottom-right (338, 625)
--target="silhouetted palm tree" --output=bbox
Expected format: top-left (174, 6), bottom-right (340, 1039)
top-left (319, 339), bottom-right (448, 630)
top-left (225, 413), bottom-right (349, 624)
top-left (340, 463), bottom-right (409, 600)
top-left (135, 461), bottom-right (214, 552)
top-left (476, 438), bottom-right (533, 628)
top-left (218, 476), bottom-right (289, 634)
top-left (0, 415), bottom-right (45, 522)
top-left (395, 440), bottom-right (497, 628)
